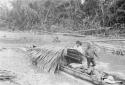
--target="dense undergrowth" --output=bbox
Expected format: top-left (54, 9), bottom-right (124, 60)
top-left (0, 0), bottom-right (125, 36)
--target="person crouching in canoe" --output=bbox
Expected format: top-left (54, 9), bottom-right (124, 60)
top-left (85, 42), bottom-right (99, 68)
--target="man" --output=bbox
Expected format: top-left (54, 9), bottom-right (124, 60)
top-left (71, 40), bottom-right (84, 64)
top-left (73, 40), bottom-right (83, 54)
top-left (68, 40), bottom-right (84, 68)
top-left (85, 42), bottom-right (99, 68)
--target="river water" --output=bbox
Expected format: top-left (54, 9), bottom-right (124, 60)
top-left (96, 48), bottom-right (125, 79)
top-left (0, 32), bottom-right (125, 85)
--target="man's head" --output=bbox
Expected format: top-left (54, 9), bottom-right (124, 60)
top-left (76, 40), bottom-right (82, 46)
top-left (86, 41), bottom-right (93, 49)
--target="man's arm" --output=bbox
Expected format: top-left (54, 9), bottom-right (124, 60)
top-left (84, 50), bottom-right (88, 58)
top-left (94, 50), bottom-right (99, 58)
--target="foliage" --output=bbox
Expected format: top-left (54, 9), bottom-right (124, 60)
top-left (0, 0), bottom-right (125, 33)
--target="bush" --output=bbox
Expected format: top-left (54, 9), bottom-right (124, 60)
top-left (0, 0), bottom-right (124, 35)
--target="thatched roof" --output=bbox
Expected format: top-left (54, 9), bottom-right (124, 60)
top-left (27, 45), bottom-right (66, 74)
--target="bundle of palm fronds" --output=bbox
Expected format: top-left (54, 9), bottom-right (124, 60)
top-left (0, 70), bottom-right (16, 81)
top-left (27, 45), bottom-right (65, 74)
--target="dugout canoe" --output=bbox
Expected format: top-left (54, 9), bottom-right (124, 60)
top-left (60, 65), bottom-right (102, 85)
top-left (60, 65), bottom-right (124, 85)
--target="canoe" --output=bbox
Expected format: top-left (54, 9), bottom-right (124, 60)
top-left (60, 65), bottom-right (124, 85)
top-left (60, 65), bottom-right (102, 85)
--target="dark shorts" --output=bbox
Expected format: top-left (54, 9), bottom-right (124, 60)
top-left (87, 58), bottom-right (96, 67)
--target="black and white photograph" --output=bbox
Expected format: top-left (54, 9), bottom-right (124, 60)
top-left (0, 0), bottom-right (125, 85)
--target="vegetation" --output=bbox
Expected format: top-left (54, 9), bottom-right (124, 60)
top-left (28, 46), bottom-right (64, 73)
top-left (0, 0), bottom-right (125, 34)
